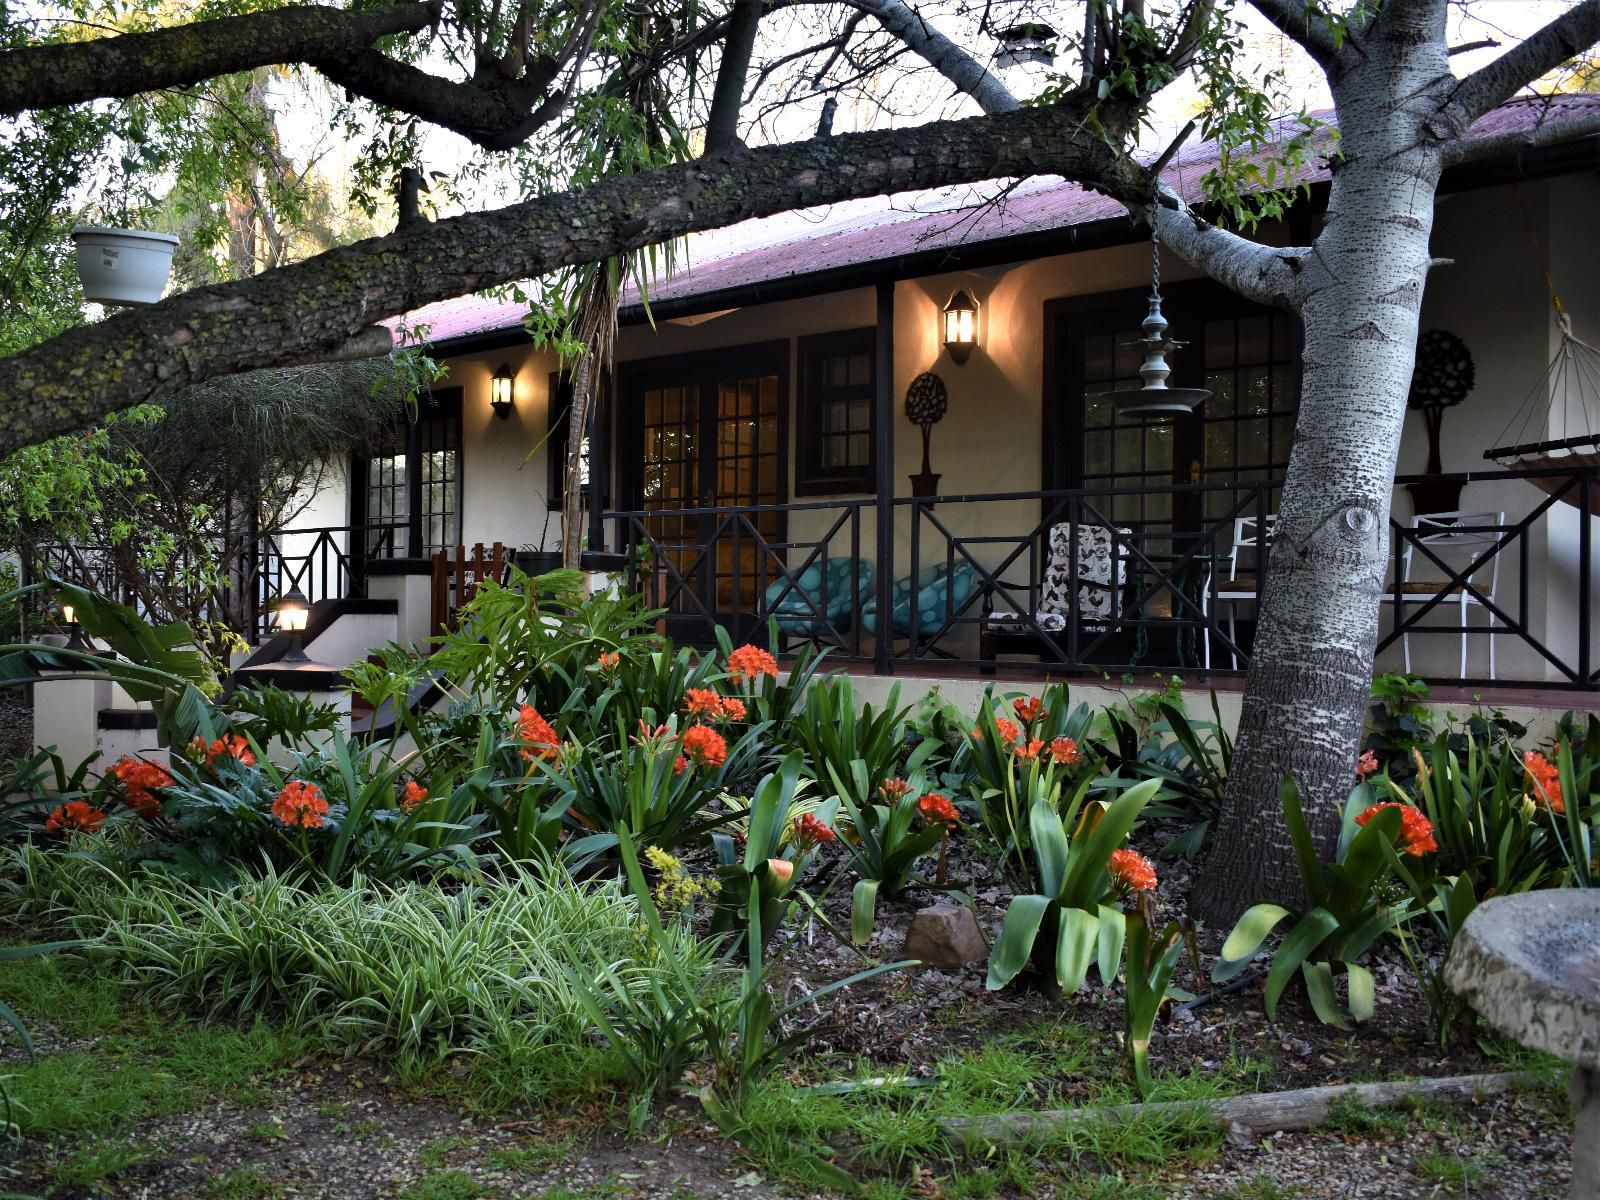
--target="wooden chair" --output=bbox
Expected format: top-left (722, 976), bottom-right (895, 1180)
top-left (430, 542), bottom-right (507, 637)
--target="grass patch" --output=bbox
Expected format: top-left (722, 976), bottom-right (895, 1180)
top-left (419, 1134), bottom-right (471, 1167)
top-left (484, 1137), bottom-right (574, 1171)
top-left (400, 1169), bottom-right (494, 1200)
top-left (202, 1164), bottom-right (287, 1199)
top-left (0, 951), bottom-right (305, 1137)
top-left (47, 1137), bottom-right (147, 1188)
top-left (1413, 1148), bottom-right (1487, 1190)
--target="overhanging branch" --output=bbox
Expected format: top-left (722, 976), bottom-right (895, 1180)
top-left (0, 3), bottom-right (438, 115)
top-left (0, 93), bottom-right (1136, 457)
top-left (1246, 0), bottom-right (1345, 72)
top-left (1441, 108), bottom-right (1600, 168)
top-left (1445, 0), bottom-right (1600, 125)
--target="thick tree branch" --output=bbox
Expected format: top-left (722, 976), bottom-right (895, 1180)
top-left (1445, 0), bottom-right (1600, 125)
top-left (1441, 108), bottom-right (1600, 168)
top-left (1246, 0), bottom-right (1344, 71)
top-left (705, 0), bottom-right (763, 152)
top-left (0, 3), bottom-right (438, 115)
top-left (0, 94), bottom-right (1140, 457)
top-left (1152, 187), bottom-right (1307, 311)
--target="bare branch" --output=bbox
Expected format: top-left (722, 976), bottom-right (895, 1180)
top-left (1152, 186), bottom-right (1308, 311)
top-left (1447, 38), bottom-right (1499, 57)
top-left (1246, 0), bottom-right (1343, 71)
top-left (0, 2), bottom-right (438, 115)
top-left (1446, 0), bottom-right (1600, 124)
top-left (845, 0), bottom-right (1020, 114)
top-left (1441, 107), bottom-right (1600, 168)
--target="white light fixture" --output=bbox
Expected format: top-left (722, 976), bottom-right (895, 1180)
top-left (490, 363), bottom-right (516, 420)
top-left (275, 587), bottom-right (311, 663)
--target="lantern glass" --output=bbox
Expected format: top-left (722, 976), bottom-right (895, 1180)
top-left (942, 290), bottom-right (979, 362)
top-left (61, 603), bottom-right (75, 625)
top-left (277, 591), bottom-right (309, 633)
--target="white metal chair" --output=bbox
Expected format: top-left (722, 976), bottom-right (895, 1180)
top-left (1394, 510), bottom-right (1505, 680)
top-left (1202, 514), bottom-right (1277, 669)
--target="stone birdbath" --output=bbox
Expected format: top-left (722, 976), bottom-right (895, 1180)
top-left (1446, 891), bottom-right (1600, 1198)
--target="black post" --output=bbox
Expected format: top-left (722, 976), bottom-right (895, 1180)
top-left (405, 417), bottom-right (423, 558)
top-left (587, 371), bottom-right (607, 558)
top-left (873, 282), bottom-right (895, 677)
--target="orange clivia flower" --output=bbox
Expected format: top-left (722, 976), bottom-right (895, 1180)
top-left (1523, 751), bottom-right (1566, 815)
top-left (975, 715), bottom-right (1021, 746)
top-left (679, 723), bottom-right (728, 770)
top-left (793, 812), bottom-right (837, 848)
top-left (917, 792), bottom-right (960, 827)
top-left (1012, 696), bottom-right (1046, 724)
top-left (400, 780), bottom-right (428, 813)
top-left (272, 780), bottom-right (329, 830)
top-left (1355, 749), bottom-right (1380, 781)
top-left (211, 734), bottom-right (256, 767)
top-left (596, 651), bottom-right (621, 673)
top-left (1013, 738), bottom-right (1045, 763)
top-left (727, 645), bottom-right (778, 681)
top-left (1049, 736), bottom-right (1081, 766)
top-left (766, 858), bottom-right (795, 887)
top-left (718, 696), bottom-right (747, 722)
top-left (878, 777), bottom-right (914, 803)
top-left (1355, 801), bottom-right (1438, 857)
top-left (111, 755), bottom-right (175, 818)
top-left (673, 754), bottom-right (689, 775)
top-left (1108, 848), bottom-right (1158, 892)
top-left (517, 704), bottom-right (561, 762)
top-left (45, 799), bottom-right (107, 835)
top-left (684, 688), bottom-right (723, 717)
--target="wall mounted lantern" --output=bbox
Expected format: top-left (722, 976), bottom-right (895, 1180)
top-left (942, 290), bottom-right (980, 365)
top-left (490, 363), bottom-right (516, 421)
top-left (275, 587), bottom-right (311, 663)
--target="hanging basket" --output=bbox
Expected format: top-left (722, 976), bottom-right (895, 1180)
top-left (1109, 386), bottom-right (1211, 421)
top-left (71, 226), bottom-right (179, 306)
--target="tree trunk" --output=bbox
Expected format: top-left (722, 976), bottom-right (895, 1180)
top-left (1191, 18), bottom-right (1453, 923)
top-left (561, 354), bottom-right (591, 572)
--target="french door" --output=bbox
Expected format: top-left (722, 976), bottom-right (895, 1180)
top-left (353, 386), bottom-right (463, 560)
top-left (623, 343), bottom-right (788, 625)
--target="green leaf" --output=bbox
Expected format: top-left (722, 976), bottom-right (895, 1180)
top-left (1055, 906), bottom-right (1100, 994)
top-left (1281, 776), bottom-right (1328, 908)
top-left (987, 894), bottom-right (1050, 991)
top-left (1097, 903), bottom-right (1125, 984)
top-left (1213, 903), bottom-right (1290, 983)
top-left (1301, 961), bottom-right (1350, 1029)
top-left (850, 879), bottom-right (880, 946)
top-left (1346, 962), bottom-right (1375, 1023)
top-left (1263, 908), bottom-right (1339, 1020)
top-left (1030, 799), bottom-right (1069, 899)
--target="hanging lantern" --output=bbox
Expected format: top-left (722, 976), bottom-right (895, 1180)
top-left (942, 289), bottom-right (979, 365)
top-left (996, 23), bottom-right (1057, 68)
top-left (1098, 216), bottom-right (1210, 421)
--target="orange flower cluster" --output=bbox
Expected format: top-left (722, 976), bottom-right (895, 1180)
top-left (273, 780), bottom-right (329, 829)
top-left (1523, 751), bottom-right (1566, 815)
top-left (683, 688), bottom-right (746, 722)
top-left (792, 812), bottom-right (837, 850)
top-left (1355, 801), bottom-right (1438, 857)
top-left (679, 723), bottom-right (729, 770)
top-left (1013, 738), bottom-right (1045, 763)
top-left (400, 780), bottom-right (428, 813)
top-left (1108, 848), bottom-right (1158, 892)
top-left (975, 715), bottom-right (1021, 746)
top-left (517, 705), bottom-right (561, 762)
top-left (45, 799), bottom-right (107, 835)
top-left (1355, 749), bottom-right (1380, 781)
top-left (879, 777), bottom-right (913, 803)
top-left (1012, 696), bottom-right (1047, 724)
top-left (111, 756), bottom-right (175, 818)
top-left (727, 645), bottom-right (778, 681)
top-left (1049, 736), bottom-right (1081, 766)
top-left (192, 734), bottom-right (255, 768)
top-left (596, 651), bottom-right (621, 673)
top-left (918, 792), bottom-right (960, 827)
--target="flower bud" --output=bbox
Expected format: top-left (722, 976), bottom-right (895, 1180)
top-left (765, 857), bottom-right (794, 888)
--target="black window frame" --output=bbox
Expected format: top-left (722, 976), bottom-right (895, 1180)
top-left (350, 385), bottom-right (464, 559)
top-left (795, 327), bottom-right (876, 496)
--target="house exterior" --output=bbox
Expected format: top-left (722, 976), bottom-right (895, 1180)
top-left (263, 96), bottom-right (1600, 695)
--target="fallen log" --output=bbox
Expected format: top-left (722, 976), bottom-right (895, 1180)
top-left (941, 1070), bottom-right (1550, 1148)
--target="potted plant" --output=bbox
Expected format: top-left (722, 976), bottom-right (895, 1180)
top-left (71, 218), bottom-right (179, 306)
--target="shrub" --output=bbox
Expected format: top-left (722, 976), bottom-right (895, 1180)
top-left (1102, 696), bottom-right (1231, 861)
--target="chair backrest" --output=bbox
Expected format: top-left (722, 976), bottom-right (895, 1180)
top-left (1039, 523), bottom-right (1131, 621)
top-left (430, 541), bottom-right (507, 637)
top-left (1227, 515), bottom-right (1276, 582)
top-left (1401, 511), bottom-right (1505, 594)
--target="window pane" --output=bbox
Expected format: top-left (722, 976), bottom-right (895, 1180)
top-left (1237, 316), bottom-right (1269, 364)
top-left (1205, 321), bottom-right (1235, 368)
top-left (848, 354), bottom-right (870, 387)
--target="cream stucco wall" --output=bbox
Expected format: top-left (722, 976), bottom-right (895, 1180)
top-left (293, 169), bottom-right (1599, 683)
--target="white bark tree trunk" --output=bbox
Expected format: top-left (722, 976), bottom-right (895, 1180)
top-left (1191, 6), bottom-right (1457, 918)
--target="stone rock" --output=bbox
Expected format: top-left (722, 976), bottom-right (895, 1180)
top-left (903, 903), bottom-right (988, 969)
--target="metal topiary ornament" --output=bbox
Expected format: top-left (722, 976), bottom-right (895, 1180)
top-left (905, 371), bottom-right (949, 498)
top-left (1406, 329), bottom-right (1476, 515)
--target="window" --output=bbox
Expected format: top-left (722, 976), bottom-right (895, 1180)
top-left (1199, 313), bottom-right (1298, 519)
top-left (796, 328), bottom-right (875, 495)
top-left (354, 387), bottom-right (462, 558)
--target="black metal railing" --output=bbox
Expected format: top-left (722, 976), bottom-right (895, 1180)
top-left (603, 466), bottom-right (1600, 690)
